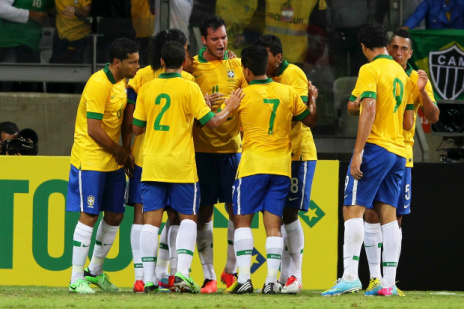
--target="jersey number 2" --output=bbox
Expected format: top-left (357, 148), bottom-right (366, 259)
top-left (263, 98), bottom-right (280, 135)
top-left (154, 94), bottom-right (170, 131)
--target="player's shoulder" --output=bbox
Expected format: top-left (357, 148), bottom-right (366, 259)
top-left (181, 71), bottom-right (195, 82)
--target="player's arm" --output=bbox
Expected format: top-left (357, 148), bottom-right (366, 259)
top-left (122, 87), bottom-right (137, 151)
top-left (417, 70), bottom-right (440, 124)
top-left (132, 95), bottom-right (146, 136)
top-left (304, 80), bottom-right (318, 127)
top-left (62, 3), bottom-right (91, 23)
top-left (351, 97), bottom-right (376, 180)
top-left (347, 96), bottom-right (361, 117)
top-left (205, 88), bottom-right (244, 130)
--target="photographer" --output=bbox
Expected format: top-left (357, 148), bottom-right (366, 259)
top-left (0, 121), bottom-right (38, 155)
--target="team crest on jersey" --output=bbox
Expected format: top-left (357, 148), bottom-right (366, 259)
top-left (429, 44), bottom-right (464, 100)
top-left (87, 195), bottom-right (95, 208)
top-left (227, 69), bottom-right (235, 78)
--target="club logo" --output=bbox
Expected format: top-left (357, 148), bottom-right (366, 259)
top-left (429, 44), bottom-right (464, 100)
top-left (87, 195), bottom-right (95, 208)
top-left (227, 70), bottom-right (235, 78)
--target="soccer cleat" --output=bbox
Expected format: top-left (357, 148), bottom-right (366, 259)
top-left (377, 285), bottom-right (398, 296)
top-left (364, 277), bottom-right (381, 296)
top-left (174, 272), bottom-right (200, 293)
top-left (321, 278), bottom-right (362, 296)
top-left (275, 281), bottom-right (283, 293)
top-left (396, 286), bottom-right (405, 297)
top-left (69, 278), bottom-right (95, 294)
top-left (221, 270), bottom-right (237, 288)
top-left (133, 280), bottom-right (145, 293)
top-left (200, 279), bottom-right (218, 293)
top-left (143, 281), bottom-right (159, 293)
top-left (281, 276), bottom-right (302, 294)
top-left (262, 282), bottom-right (279, 294)
top-left (158, 276), bottom-right (175, 289)
top-left (223, 279), bottom-right (254, 294)
top-left (84, 267), bottom-right (118, 292)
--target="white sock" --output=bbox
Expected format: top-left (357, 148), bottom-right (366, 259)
top-left (265, 236), bottom-right (283, 285)
top-left (234, 227), bottom-right (253, 284)
top-left (398, 228), bottom-right (402, 266)
top-left (156, 222), bottom-right (170, 279)
top-left (381, 221), bottom-right (401, 287)
top-left (285, 219), bottom-right (304, 282)
top-left (168, 225), bottom-right (179, 275)
top-left (342, 218), bottom-right (364, 281)
top-left (71, 221), bottom-right (93, 284)
top-left (88, 219), bottom-right (119, 276)
top-left (224, 219), bottom-right (237, 274)
top-left (197, 221), bottom-right (216, 280)
top-left (140, 224), bottom-right (159, 284)
top-left (176, 219), bottom-right (197, 278)
top-left (130, 224), bottom-right (144, 281)
top-left (364, 222), bottom-right (382, 279)
top-left (278, 225), bottom-right (290, 283)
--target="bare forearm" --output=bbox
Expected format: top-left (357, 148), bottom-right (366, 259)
top-left (88, 125), bottom-right (120, 153)
top-left (354, 104), bottom-right (375, 154)
top-left (205, 106), bottom-right (233, 130)
top-left (122, 105), bottom-right (134, 150)
top-left (347, 101), bottom-right (360, 117)
top-left (421, 92), bottom-right (440, 124)
top-left (306, 97), bottom-right (317, 127)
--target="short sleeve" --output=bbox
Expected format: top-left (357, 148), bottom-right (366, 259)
top-left (292, 88), bottom-right (310, 120)
top-left (86, 80), bottom-right (110, 120)
top-left (189, 83), bottom-right (214, 124)
top-left (356, 65), bottom-right (378, 100)
top-left (424, 79), bottom-right (436, 105)
top-left (291, 68), bottom-right (309, 102)
top-left (133, 84), bottom-right (148, 127)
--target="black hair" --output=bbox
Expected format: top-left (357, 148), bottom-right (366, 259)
top-left (108, 38), bottom-right (138, 63)
top-left (255, 34), bottom-right (283, 56)
top-left (241, 45), bottom-right (268, 76)
top-left (0, 121), bottom-right (19, 136)
top-left (389, 28), bottom-right (412, 44)
top-left (161, 41), bottom-right (186, 69)
top-left (150, 28), bottom-right (187, 71)
top-left (200, 16), bottom-right (226, 38)
top-left (358, 22), bottom-right (389, 49)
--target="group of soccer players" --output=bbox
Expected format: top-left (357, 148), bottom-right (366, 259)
top-left (65, 14), bottom-right (439, 297)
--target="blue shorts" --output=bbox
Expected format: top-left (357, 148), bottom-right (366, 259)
top-left (127, 164), bottom-right (143, 206)
top-left (196, 152), bottom-right (241, 205)
top-left (66, 165), bottom-right (126, 215)
top-left (286, 160), bottom-right (317, 211)
top-left (141, 181), bottom-right (200, 215)
top-left (396, 167), bottom-right (412, 215)
top-left (344, 143), bottom-right (406, 209)
top-left (233, 174), bottom-right (290, 217)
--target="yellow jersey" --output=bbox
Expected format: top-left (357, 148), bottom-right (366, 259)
top-left (404, 63), bottom-right (436, 167)
top-left (128, 66), bottom-right (195, 166)
top-left (191, 49), bottom-right (248, 153)
top-left (70, 64), bottom-right (127, 172)
top-left (133, 73), bottom-right (215, 183)
top-left (131, 0), bottom-right (155, 38)
top-left (235, 78), bottom-right (309, 178)
top-left (350, 55), bottom-right (414, 158)
top-left (55, 0), bottom-right (91, 41)
top-left (272, 60), bottom-right (317, 161)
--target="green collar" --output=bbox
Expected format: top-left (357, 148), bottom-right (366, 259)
top-left (372, 54), bottom-right (393, 62)
top-left (159, 72), bottom-right (182, 79)
top-left (405, 62), bottom-right (414, 76)
top-left (103, 63), bottom-right (117, 84)
top-left (198, 47), bottom-right (229, 63)
top-left (276, 60), bottom-right (289, 76)
top-left (249, 78), bottom-right (273, 85)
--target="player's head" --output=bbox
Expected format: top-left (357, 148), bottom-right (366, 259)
top-left (358, 22), bottom-right (389, 52)
top-left (200, 16), bottom-right (228, 60)
top-left (0, 121), bottom-right (19, 142)
top-left (161, 41), bottom-right (186, 70)
top-left (150, 28), bottom-right (188, 71)
top-left (387, 29), bottom-right (413, 70)
top-left (241, 45), bottom-right (268, 82)
top-left (109, 38), bottom-right (139, 79)
top-left (255, 35), bottom-right (283, 77)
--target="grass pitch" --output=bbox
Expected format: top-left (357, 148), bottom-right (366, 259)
top-left (0, 286), bottom-right (463, 308)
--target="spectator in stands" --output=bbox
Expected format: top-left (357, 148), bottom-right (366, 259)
top-left (131, 0), bottom-right (154, 66)
top-left (0, 121), bottom-right (19, 155)
top-left (403, 0), bottom-right (464, 29)
top-left (154, 0), bottom-right (193, 41)
top-left (50, 0), bottom-right (91, 64)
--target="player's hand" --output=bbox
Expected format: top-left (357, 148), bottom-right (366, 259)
top-left (308, 80), bottom-right (318, 102)
top-left (124, 154), bottom-right (135, 177)
top-left (227, 50), bottom-right (237, 59)
top-left (62, 6), bottom-right (76, 17)
top-left (113, 145), bottom-right (131, 166)
top-left (205, 92), bottom-right (225, 109)
top-left (417, 70), bottom-right (428, 93)
top-left (29, 11), bottom-right (48, 24)
top-left (225, 88), bottom-right (244, 111)
top-left (350, 151), bottom-right (364, 180)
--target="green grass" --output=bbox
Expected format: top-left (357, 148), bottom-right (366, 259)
top-left (0, 287), bottom-right (463, 308)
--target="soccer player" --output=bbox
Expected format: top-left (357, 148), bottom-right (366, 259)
top-left (191, 15), bottom-right (248, 292)
top-left (224, 45), bottom-right (316, 295)
top-left (66, 38), bottom-right (139, 294)
top-left (255, 34), bottom-right (317, 294)
top-left (123, 28), bottom-right (195, 293)
top-left (321, 22), bottom-right (416, 297)
top-left (132, 40), bottom-right (244, 293)
top-left (360, 29), bottom-right (439, 295)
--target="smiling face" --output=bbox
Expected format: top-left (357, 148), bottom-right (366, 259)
top-left (201, 25), bottom-right (228, 61)
top-left (387, 36), bottom-right (413, 70)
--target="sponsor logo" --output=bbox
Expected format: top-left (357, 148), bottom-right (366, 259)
top-left (429, 44), bottom-right (464, 100)
top-left (289, 197), bottom-right (298, 201)
top-left (404, 204), bottom-right (410, 209)
top-left (194, 74), bottom-right (203, 78)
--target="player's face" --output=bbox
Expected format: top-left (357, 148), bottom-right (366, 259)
top-left (183, 43), bottom-right (194, 73)
top-left (120, 52), bottom-right (140, 79)
top-left (202, 26), bottom-right (228, 60)
top-left (387, 36), bottom-right (413, 69)
top-left (265, 48), bottom-right (282, 77)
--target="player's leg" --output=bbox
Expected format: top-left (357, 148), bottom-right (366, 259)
top-left (85, 169), bottom-right (126, 292)
top-left (363, 208), bottom-right (382, 295)
top-left (167, 209), bottom-right (180, 284)
top-left (278, 224), bottom-right (290, 289)
top-left (155, 219), bottom-right (170, 286)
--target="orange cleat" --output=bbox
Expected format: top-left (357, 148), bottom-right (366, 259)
top-left (133, 280), bottom-right (145, 293)
top-left (201, 279), bottom-right (218, 293)
top-left (220, 270), bottom-right (237, 288)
